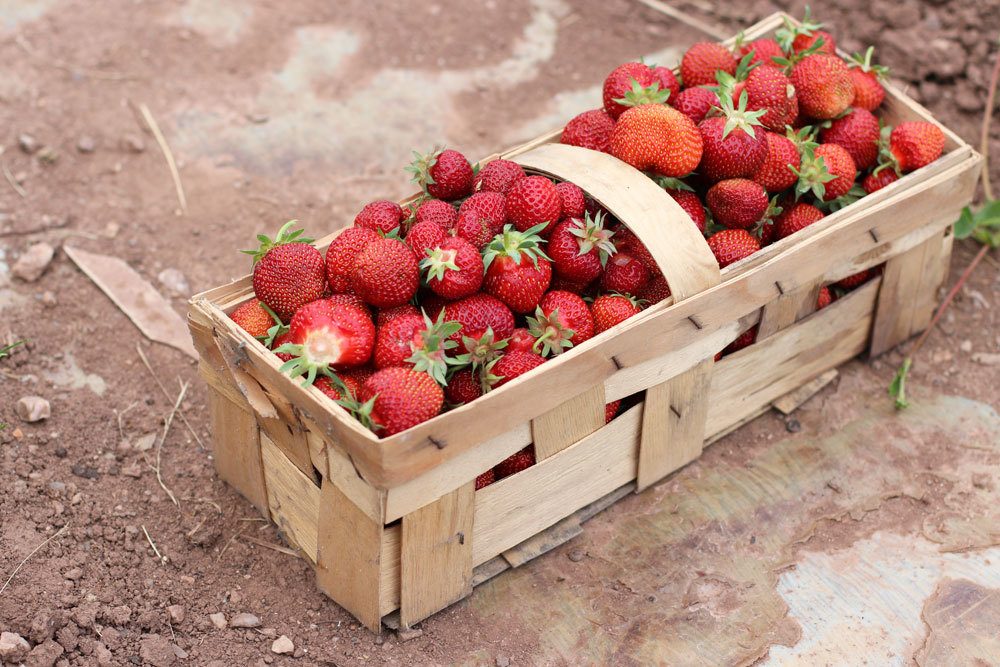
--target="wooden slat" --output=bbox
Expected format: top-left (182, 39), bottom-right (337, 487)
top-left (260, 435), bottom-right (319, 560)
top-left (773, 369), bottom-right (838, 415)
top-left (637, 359), bottom-right (714, 491)
top-left (208, 388), bottom-right (269, 517)
top-left (757, 282), bottom-right (821, 339)
top-left (400, 483), bottom-right (475, 627)
top-left (531, 384), bottom-right (606, 461)
top-left (911, 229), bottom-right (952, 334)
top-left (314, 429), bottom-right (386, 523)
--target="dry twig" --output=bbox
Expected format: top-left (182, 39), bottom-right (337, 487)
top-left (1, 161), bottom-right (25, 198)
top-left (153, 381), bottom-right (188, 507)
top-left (217, 527), bottom-right (246, 561)
top-left (0, 525), bottom-right (70, 597)
top-left (136, 343), bottom-right (205, 449)
top-left (142, 525), bottom-right (168, 564)
top-left (238, 534), bottom-right (301, 558)
top-left (136, 103), bottom-right (187, 213)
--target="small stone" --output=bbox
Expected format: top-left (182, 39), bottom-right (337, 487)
top-left (134, 433), bottom-right (156, 452)
top-left (121, 463), bottom-right (143, 478)
top-left (397, 626), bottom-right (423, 642)
top-left (959, 339), bottom-right (973, 353)
top-left (208, 612), bottom-right (227, 629)
top-left (567, 548), bottom-right (585, 562)
top-left (786, 418), bottom-right (801, 433)
top-left (13, 243), bottom-right (55, 282)
top-left (167, 605), bottom-right (185, 624)
top-left (41, 290), bottom-right (58, 307)
top-left (271, 635), bottom-right (294, 654)
top-left (19, 133), bottom-right (39, 154)
top-left (17, 396), bottom-right (51, 422)
top-left (71, 464), bottom-right (100, 480)
top-left (229, 613), bottom-right (260, 628)
top-left (972, 353), bottom-right (1000, 366)
top-left (37, 146), bottom-right (58, 165)
top-left (76, 136), bottom-right (97, 153)
top-left (64, 567), bottom-right (83, 581)
top-left (0, 632), bottom-right (31, 662)
top-left (496, 656), bottom-right (511, 667)
top-left (54, 446), bottom-right (68, 458)
top-left (139, 634), bottom-right (176, 667)
top-left (258, 628), bottom-right (277, 638)
top-left (26, 639), bottom-right (64, 667)
top-left (157, 268), bottom-right (190, 297)
top-left (119, 134), bottom-right (146, 153)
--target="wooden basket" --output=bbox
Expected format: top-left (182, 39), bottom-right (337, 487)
top-left (187, 12), bottom-right (982, 631)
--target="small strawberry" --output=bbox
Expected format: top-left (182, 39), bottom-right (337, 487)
top-left (354, 367), bottom-right (444, 436)
top-left (231, 298), bottom-right (279, 339)
top-left (591, 293), bottom-right (643, 334)
top-left (605, 400), bottom-right (622, 423)
top-left (754, 131), bottom-right (802, 192)
top-left (602, 62), bottom-right (664, 119)
top-left (555, 182), bottom-right (586, 220)
top-left (600, 250), bottom-right (650, 295)
top-left (325, 226), bottom-right (380, 294)
top-left (820, 108), bottom-right (880, 170)
top-left (834, 269), bottom-right (873, 290)
top-left (816, 285), bottom-right (833, 310)
top-left (886, 121), bottom-right (945, 173)
top-left (527, 290), bottom-right (595, 356)
top-left (415, 199), bottom-right (458, 231)
top-left (638, 275), bottom-right (671, 305)
top-left (776, 10), bottom-right (835, 55)
top-left (243, 221), bottom-right (326, 321)
top-left (445, 368), bottom-right (482, 406)
top-left (373, 311), bottom-right (462, 385)
top-left (454, 208), bottom-right (497, 250)
top-left (506, 175), bottom-right (563, 236)
top-left (706, 228), bottom-right (761, 268)
top-left (738, 37), bottom-right (784, 66)
top-left (474, 159), bottom-right (525, 195)
top-left (561, 108), bottom-right (616, 153)
top-left (706, 178), bottom-right (769, 230)
top-left (489, 352), bottom-right (546, 388)
top-left (547, 212), bottom-right (616, 284)
top-left (475, 469), bottom-right (496, 490)
top-left (673, 86), bottom-right (718, 125)
top-left (405, 220), bottom-right (447, 259)
top-left (681, 42), bottom-right (737, 88)
top-left (483, 224), bottom-right (553, 313)
top-left (493, 446), bottom-right (536, 478)
top-left (698, 91), bottom-right (769, 181)
top-left (443, 293), bottom-right (516, 352)
top-left (774, 201), bottom-right (825, 240)
top-left (507, 327), bottom-right (537, 354)
top-left (744, 65), bottom-right (798, 131)
top-left (350, 237), bottom-right (420, 308)
top-left (862, 169), bottom-right (898, 194)
top-left (790, 55), bottom-right (854, 120)
top-left (406, 148), bottom-right (474, 201)
top-left (421, 236), bottom-right (485, 300)
top-left (315, 374), bottom-right (362, 403)
top-left (271, 330), bottom-right (294, 363)
top-left (650, 66), bottom-right (681, 100)
top-left (354, 200), bottom-right (404, 234)
top-left (275, 299), bottom-right (375, 384)
top-left (847, 48), bottom-right (888, 112)
top-left (610, 104), bottom-right (703, 177)
top-left (794, 143), bottom-right (857, 201)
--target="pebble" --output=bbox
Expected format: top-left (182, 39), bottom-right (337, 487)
top-left (959, 339), bottom-right (973, 353)
top-left (972, 353), bottom-right (1000, 366)
top-left (63, 567), bottom-right (83, 581)
top-left (786, 419), bottom-right (802, 433)
top-left (138, 634), bottom-right (176, 667)
top-left (209, 612), bottom-right (227, 629)
top-left (230, 612), bottom-right (261, 628)
top-left (167, 605), bottom-right (185, 624)
top-left (157, 268), bottom-right (190, 297)
top-left (13, 242), bottom-right (55, 282)
top-left (27, 639), bottom-right (64, 667)
top-left (567, 548), bottom-right (585, 562)
top-left (0, 632), bottom-right (31, 663)
top-left (41, 290), bottom-right (58, 307)
top-left (271, 635), bottom-right (294, 655)
top-left (18, 133), bottom-right (39, 154)
top-left (496, 656), bottom-right (511, 667)
top-left (76, 136), bottom-right (97, 153)
top-left (119, 134), bottom-right (146, 153)
top-left (17, 396), bottom-right (51, 422)
top-left (71, 464), bottom-right (100, 480)
top-left (397, 626), bottom-right (423, 642)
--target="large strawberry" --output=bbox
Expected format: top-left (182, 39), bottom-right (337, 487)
top-left (706, 229), bottom-right (761, 268)
top-left (555, 182), bottom-right (586, 220)
top-left (610, 104), bottom-right (703, 177)
top-left (488, 351), bottom-right (546, 389)
top-left (790, 55), bottom-right (854, 120)
top-left (458, 191), bottom-right (507, 233)
top-left (483, 224), bottom-right (552, 314)
top-left (414, 199), bottom-right (458, 231)
top-left (706, 178), bottom-right (769, 230)
top-left (681, 42), bottom-right (737, 88)
top-left (493, 446), bottom-right (536, 478)
top-left (407, 148), bottom-right (474, 201)
top-left (698, 92), bottom-right (769, 181)
top-left (547, 212), bottom-right (616, 284)
top-left (673, 86), bottom-right (718, 125)
top-left (603, 62), bottom-right (660, 119)
top-left (666, 188), bottom-right (708, 232)
top-left (591, 293), bottom-right (643, 334)
top-left (374, 310), bottom-right (462, 384)
top-left (244, 221), bottom-right (326, 321)
top-left (774, 201), bottom-right (825, 240)
top-left (527, 290), bottom-right (595, 356)
top-left (794, 144), bottom-right (857, 201)
top-left (847, 47), bottom-right (888, 112)
top-left (506, 176), bottom-right (562, 236)
top-left (744, 65), bottom-right (798, 131)
top-left (753, 131), bottom-right (802, 192)
top-left (820, 108), bottom-right (880, 170)
top-left (443, 293), bottom-right (516, 352)
top-left (885, 122), bottom-right (945, 173)
top-left (275, 299), bottom-right (375, 384)
top-left (350, 237), bottom-right (420, 308)
top-left (325, 226), bottom-right (380, 294)
top-left (354, 200), bottom-right (404, 234)
top-left (421, 235), bottom-right (484, 300)
top-left (231, 298), bottom-right (279, 339)
top-left (600, 250), bottom-right (650, 295)
top-left (354, 367), bottom-right (444, 436)
top-left (474, 159), bottom-right (525, 195)
top-left (738, 37), bottom-right (784, 66)
top-left (561, 109), bottom-right (615, 153)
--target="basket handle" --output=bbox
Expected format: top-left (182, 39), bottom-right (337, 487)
top-left (510, 143), bottom-right (721, 301)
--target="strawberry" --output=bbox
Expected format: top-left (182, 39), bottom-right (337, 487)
top-left (455, 326), bottom-right (508, 376)
top-left (794, 143), bottom-right (857, 201)
top-left (350, 237), bottom-right (420, 308)
top-left (421, 236), bottom-right (484, 300)
top-left (738, 37), bottom-right (784, 66)
top-left (816, 285), bottom-right (833, 310)
top-left (474, 159), bottom-right (525, 195)
top-left (754, 131), bottom-right (801, 192)
top-left (610, 104), bottom-right (703, 177)
top-left (706, 178), bottom-right (769, 230)
top-left (443, 293), bottom-right (516, 352)
top-left (407, 148), bottom-right (474, 201)
top-left (681, 42), bottom-right (737, 88)
top-left (445, 368), bottom-right (482, 406)
top-left (376, 304), bottom-right (419, 327)
top-left (774, 201), bottom-right (825, 240)
top-left (820, 108), bottom-right (880, 170)
top-left (609, 225), bottom-right (658, 273)
top-left (673, 86), bottom-right (718, 125)
top-left (638, 275), bottom-right (671, 305)
top-left (244, 221), bottom-right (326, 321)
top-left (600, 250), bottom-right (650, 295)
top-left (887, 122), bottom-right (945, 173)
top-left (494, 446), bottom-right (536, 478)
top-left (706, 228), bottom-right (761, 268)
top-left (776, 10), bottom-right (835, 55)
top-left (561, 109), bottom-right (615, 153)
top-left (591, 293), bottom-right (642, 334)
top-left (375, 310), bottom-right (462, 384)
top-left (549, 274), bottom-right (594, 295)
top-left (698, 92), bottom-right (769, 181)
top-left (355, 367), bottom-right (444, 436)
top-left (506, 176), bottom-right (562, 236)
top-left (507, 327), bottom-right (536, 354)
top-left (475, 469), bottom-right (496, 490)
top-left (547, 212), bottom-right (616, 284)
top-left (723, 325), bottom-right (758, 356)
top-left (454, 208), bottom-right (497, 250)
top-left (602, 62), bottom-right (663, 119)
top-left (666, 188), bottom-right (708, 232)
top-left (354, 200), bottom-right (404, 234)
top-left (834, 269), bottom-right (873, 290)
top-left (328, 292), bottom-right (369, 312)
top-left (315, 374), bottom-right (362, 403)
top-left (650, 66), bottom-right (681, 100)
top-left (527, 290), bottom-right (595, 356)
top-left (231, 298), bottom-right (279, 339)
top-left (341, 366), bottom-right (375, 387)
top-left (275, 299), bottom-right (375, 384)
top-left (744, 65), bottom-right (798, 132)
top-left (489, 352), bottom-right (546, 388)
top-left (415, 199), bottom-right (458, 231)
top-left (405, 220), bottom-right (447, 259)
top-left (483, 224), bottom-right (553, 313)
top-left (847, 48), bottom-right (888, 112)
top-left (790, 55), bottom-right (854, 120)
top-left (605, 400), bottom-right (622, 423)
top-left (325, 226), bottom-right (380, 293)
top-left (555, 182), bottom-right (586, 220)
top-left (271, 330), bottom-right (294, 362)
top-left (862, 169), bottom-right (898, 194)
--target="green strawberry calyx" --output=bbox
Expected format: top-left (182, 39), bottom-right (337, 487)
top-left (613, 78), bottom-right (670, 108)
top-left (775, 7), bottom-right (823, 54)
top-left (873, 124), bottom-right (903, 177)
top-left (526, 306), bottom-right (576, 357)
top-left (483, 223), bottom-right (551, 270)
top-left (275, 338), bottom-right (337, 388)
top-left (406, 310), bottom-right (464, 386)
top-left (260, 302), bottom-right (287, 347)
top-left (752, 196), bottom-right (784, 239)
top-left (420, 245), bottom-right (461, 283)
top-left (789, 145), bottom-right (837, 200)
top-left (568, 211), bottom-right (616, 267)
top-left (719, 90), bottom-right (767, 140)
top-left (454, 326), bottom-right (508, 373)
top-left (405, 147), bottom-right (443, 192)
top-left (240, 220), bottom-right (314, 264)
top-left (331, 379), bottom-right (383, 433)
top-left (653, 176), bottom-right (695, 192)
top-left (848, 46), bottom-right (889, 79)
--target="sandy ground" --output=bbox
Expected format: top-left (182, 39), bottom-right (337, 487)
top-left (0, 0), bottom-right (998, 665)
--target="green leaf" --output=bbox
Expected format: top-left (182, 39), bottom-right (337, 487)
top-left (888, 357), bottom-right (912, 410)
top-left (0, 340), bottom-right (25, 359)
top-left (954, 206), bottom-right (975, 239)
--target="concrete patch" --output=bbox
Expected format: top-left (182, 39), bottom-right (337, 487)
top-left (42, 352), bottom-right (107, 396)
top-left (168, 0), bottom-right (253, 45)
top-left (0, 0), bottom-right (55, 32)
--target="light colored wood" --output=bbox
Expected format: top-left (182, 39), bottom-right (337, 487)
top-left (314, 429), bottom-right (386, 523)
top-left (531, 385), bottom-right (606, 461)
top-left (400, 483), bottom-right (475, 627)
top-left (260, 435), bottom-right (319, 560)
top-left (501, 514), bottom-right (582, 568)
top-left (772, 369), bottom-right (838, 415)
top-left (637, 359), bottom-right (713, 491)
top-left (757, 282), bottom-right (821, 340)
top-left (306, 428), bottom-right (328, 478)
top-left (208, 388), bottom-right (269, 518)
top-left (911, 229), bottom-right (952, 335)
top-left (380, 526), bottom-right (401, 616)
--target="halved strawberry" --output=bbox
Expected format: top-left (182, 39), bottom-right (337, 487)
top-left (275, 299), bottom-right (375, 384)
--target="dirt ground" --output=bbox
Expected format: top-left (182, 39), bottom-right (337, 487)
top-left (0, 0), bottom-right (998, 665)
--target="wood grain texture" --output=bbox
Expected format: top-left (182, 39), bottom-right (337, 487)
top-left (260, 435), bottom-right (320, 560)
top-left (758, 282), bottom-right (822, 340)
top-left (400, 483), bottom-right (475, 627)
top-left (531, 384), bottom-right (606, 461)
top-left (773, 369), bottom-right (839, 415)
top-left (208, 388), bottom-right (269, 517)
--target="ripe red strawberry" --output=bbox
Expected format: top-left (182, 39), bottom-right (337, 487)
top-left (738, 37), bottom-right (784, 66)
top-left (275, 299), bottom-right (375, 383)
top-left (315, 374), bottom-right (361, 402)
top-left (673, 87), bottom-right (718, 125)
top-left (698, 93), bottom-right (769, 181)
top-left (528, 290), bottom-right (595, 356)
top-left (350, 237), bottom-right (420, 308)
top-left (706, 229), bottom-right (761, 268)
top-left (506, 176), bottom-right (562, 236)
top-left (681, 42), bottom-right (737, 88)
top-left (407, 148), bottom-right (473, 201)
top-left (231, 298), bottom-right (278, 338)
top-left (561, 108), bottom-right (615, 153)
top-left (602, 62), bottom-right (661, 119)
top-left (421, 236), bottom-right (484, 300)
top-left (415, 199), bottom-right (458, 231)
top-left (341, 365), bottom-right (375, 387)
top-left (376, 304), bottom-right (419, 327)
top-left (555, 182), bottom-right (586, 220)
top-left (888, 122), bottom-right (945, 173)
top-left (354, 200), bottom-right (404, 234)
top-left (608, 225), bottom-right (658, 273)
top-left (355, 367), bottom-right (443, 436)
top-left (374, 311), bottom-right (462, 384)
top-left (847, 48), bottom-right (888, 112)
top-left (661, 187), bottom-right (707, 232)
top-left (493, 445), bottom-right (536, 478)
top-left (325, 226), bottom-right (380, 294)
top-left (776, 11), bottom-right (835, 55)
top-left (610, 104), bottom-right (703, 177)
top-left (774, 202), bottom-right (825, 240)
top-left (507, 327), bottom-right (536, 354)
top-left (271, 330), bottom-right (294, 362)
top-left (445, 369), bottom-right (482, 406)
top-left (791, 55), bottom-right (854, 120)
top-left (459, 191), bottom-right (506, 231)
top-left (706, 178), bottom-right (769, 229)
top-left (795, 144), bottom-right (857, 201)
top-left (475, 469), bottom-right (496, 490)
top-left (454, 208), bottom-right (496, 250)
top-left (834, 269), bottom-right (873, 290)
top-left (328, 292), bottom-right (369, 312)
top-left (489, 352), bottom-right (546, 388)
top-left (754, 131), bottom-right (801, 192)
top-left (591, 294), bottom-right (642, 334)
top-left (862, 169), bottom-right (899, 194)
top-left (745, 65), bottom-right (798, 132)
top-left (820, 108), bottom-right (880, 170)
top-left (600, 250), bottom-right (650, 295)
top-left (723, 325), bottom-right (758, 356)
top-left (604, 400), bottom-right (622, 423)
top-left (816, 285), bottom-right (833, 310)
top-left (650, 66), bottom-right (681, 100)
top-left (443, 293), bottom-right (515, 352)
top-left (638, 275), bottom-right (671, 305)
top-left (474, 159), bottom-right (525, 195)
top-left (244, 222), bottom-right (326, 321)
top-left (405, 220), bottom-right (447, 259)
top-left (483, 224), bottom-right (553, 313)
top-left (548, 212), bottom-right (616, 284)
